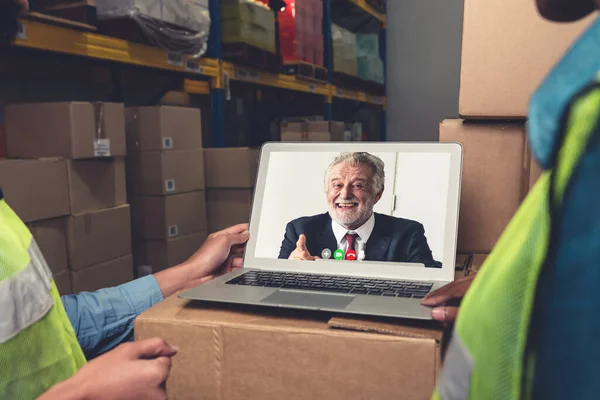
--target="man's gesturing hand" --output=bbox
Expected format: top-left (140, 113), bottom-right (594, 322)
top-left (288, 234), bottom-right (318, 261)
top-left (421, 274), bottom-right (477, 326)
top-left (42, 337), bottom-right (178, 400)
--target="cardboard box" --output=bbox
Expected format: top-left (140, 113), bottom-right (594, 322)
top-left (127, 150), bottom-right (205, 196)
top-left (134, 295), bottom-right (443, 400)
top-left (454, 254), bottom-right (471, 280)
top-left (0, 159), bottom-right (69, 222)
top-left (132, 191), bottom-right (207, 240)
top-left (70, 255), bottom-right (134, 293)
top-left (68, 158), bottom-right (127, 215)
top-left (280, 121), bottom-right (345, 142)
top-left (54, 270), bottom-right (72, 296)
top-left (459, 0), bottom-right (595, 118)
top-left (134, 232), bottom-right (207, 272)
top-left (67, 205), bottom-right (132, 270)
top-left (125, 106), bottom-right (202, 152)
top-left (204, 148), bottom-right (259, 188)
top-left (470, 254), bottom-right (488, 275)
top-left (440, 120), bottom-right (530, 253)
top-left (207, 189), bottom-right (253, 233)
top-left (6, 102), bottom-right (126, 159)
top-left (27, 217), bottom-right (68, 275)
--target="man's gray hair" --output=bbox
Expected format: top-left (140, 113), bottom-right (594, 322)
top-left (325, 152), bottom-right (385, 193)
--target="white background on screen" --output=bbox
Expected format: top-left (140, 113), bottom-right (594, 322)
top-left (254, 152), bottom-right (451, 263)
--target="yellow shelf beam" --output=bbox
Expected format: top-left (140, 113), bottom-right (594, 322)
top-left (332, 86), bottom-right (385, 106)
top-left (222, 62), bottom-right (331, 96)
top-left (14, 18), bottom-right (220, 78)
top-left (348, 0), bottom-right (385, 24)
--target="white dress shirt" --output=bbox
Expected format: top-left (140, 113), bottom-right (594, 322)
top-left (331, 213), bottom-right (375, 259)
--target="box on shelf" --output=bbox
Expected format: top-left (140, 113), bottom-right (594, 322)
top-left (332, 24), bottom-right (358, 76)
top-left (280, 121), bottom-right (345, 142)
top-left (278, 0), bottom-right (324, 65)
top-left (221, 1), bottom-right (276, 53)
top-left (0, 158), bottom-right (69, 222)
top-left (125, 106), bottom-right (202, 152)
top-left (5, 102), bottom-right (126, 159)
top-left (440, 120), bottom-right (530, 254)
top-left (459, 0), bottom-right (595, 118)
top-left (66, 205), bottom-right (132, 271)
top-left (54, 270), bottom-right (72, 296)
top-left (27, 217), bottom-right (68, 275)
top-left (135, 295), bottom-right (443, 400)
top-left (132, 191), bottom-right (207, 240)
top-left (34, 0), bottom-right (97, 25)
top-left (204, 147), bottom-right (259, 188)
top-left (134, 232), bottom-right (207, 272)
top-left (206, 189), bottom-right (253, 233)
top-left (70, 255), bottom-right (134, 293)
top-left (127, 150), bottom-right (205, 196)
top-left (68, 157), bottom-right (127, 215)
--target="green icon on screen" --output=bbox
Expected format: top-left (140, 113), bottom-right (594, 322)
top-left (333, 249), bottom-right (345, 260)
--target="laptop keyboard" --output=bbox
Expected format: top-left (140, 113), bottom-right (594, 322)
top-left (226, 270), bottom-right (433, 299)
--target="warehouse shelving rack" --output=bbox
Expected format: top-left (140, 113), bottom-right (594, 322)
top-left (12, 0), bottom-right (386, 147)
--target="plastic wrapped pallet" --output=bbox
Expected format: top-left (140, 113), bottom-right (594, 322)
top-left (356, 34), bottom-right (379, 58)
top-left (96, 0), bottom-right (210, 57)
top-left (221, 0), bottom-right (276, 53)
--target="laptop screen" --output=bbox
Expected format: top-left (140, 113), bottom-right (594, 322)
top-left (246, 143), bottom-right (462, 282)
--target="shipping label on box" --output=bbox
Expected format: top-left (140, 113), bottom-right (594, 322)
top-left (67, 205), bottom-right (132, 271)
top-left (126, 106), bottom-right (202, 152)
top-left (0, 158), bottom-right (69, 222)
top-left (132, 191), bottom-right (207, 240)
top-left (6, 102), bottom-right (126, 159)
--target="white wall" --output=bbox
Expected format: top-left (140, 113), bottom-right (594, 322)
top-left (392, 152), bottom-right (451, 262)
top-left (255, 151), bottom-right (451, 262)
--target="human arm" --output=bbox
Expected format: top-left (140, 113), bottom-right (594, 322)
top-left (420, 274), bottom-right (477, 325)
top-left (62, 224), bottom-right (249, 359)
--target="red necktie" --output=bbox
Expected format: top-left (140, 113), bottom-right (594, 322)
top-left (345, 233), bottom-right (359, 251)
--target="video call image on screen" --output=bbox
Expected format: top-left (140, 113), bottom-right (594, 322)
top-left (254, 151), bottom-right (452, 268)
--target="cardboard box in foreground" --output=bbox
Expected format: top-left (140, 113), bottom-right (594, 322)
top-left (440, 120), bottom-right (530, 253)
top-left (135, 295), bottom-right (443, 400)
top-left (459, 0), bottom-right (594, 118)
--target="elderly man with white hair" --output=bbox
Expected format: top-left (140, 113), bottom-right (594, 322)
top-left (278, 152), bottom-right (440, 268)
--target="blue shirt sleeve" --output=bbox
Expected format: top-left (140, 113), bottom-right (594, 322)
top-left (61, 275), bottom-right (164, 360)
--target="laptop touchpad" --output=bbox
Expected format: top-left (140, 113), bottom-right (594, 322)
top-left (262, 290), bottom-right (354, 309)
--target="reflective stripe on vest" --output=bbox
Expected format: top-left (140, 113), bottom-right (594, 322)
top-left (432, 82), bottom-right (600, 400)
top-left (0, 240), bottom-right (54, 344)
top-left (0, 199), bottom-right (87, 399)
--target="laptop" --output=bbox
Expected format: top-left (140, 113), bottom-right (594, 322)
top-left (180, 142), bottom-right (463, 320)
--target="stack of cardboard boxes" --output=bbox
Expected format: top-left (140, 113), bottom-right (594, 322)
top-left (126, 106), bottom-right (207, 274)
top-left (2, 102), bottom-right (132, 294)
top-left (204, 147), bottom-right (259, 233)
top-left (441, 0), bottom-right (594, 276)
top-left (280, 120), bottom-right (346, 142)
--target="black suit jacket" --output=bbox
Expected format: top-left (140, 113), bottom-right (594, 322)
top-left (278, 212), bottom-right (441, 268)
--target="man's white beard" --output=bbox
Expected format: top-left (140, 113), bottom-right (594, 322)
top-left (329, 200), bottom-right (374, 229)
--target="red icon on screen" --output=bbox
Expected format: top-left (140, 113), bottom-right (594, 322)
top-left (346, 250), bottom-right (357, 261)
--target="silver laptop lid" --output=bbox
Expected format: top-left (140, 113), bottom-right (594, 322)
top-left (243, 142), bottom-right (463, 283)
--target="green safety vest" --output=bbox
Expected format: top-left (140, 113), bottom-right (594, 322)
top-left (0, 195), bottom-right (87, 399)
top-left (432, 82), bottom-right (600, 399)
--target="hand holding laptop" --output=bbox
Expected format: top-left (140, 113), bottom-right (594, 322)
top-left (421, 274), bottom-right (477, 325)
